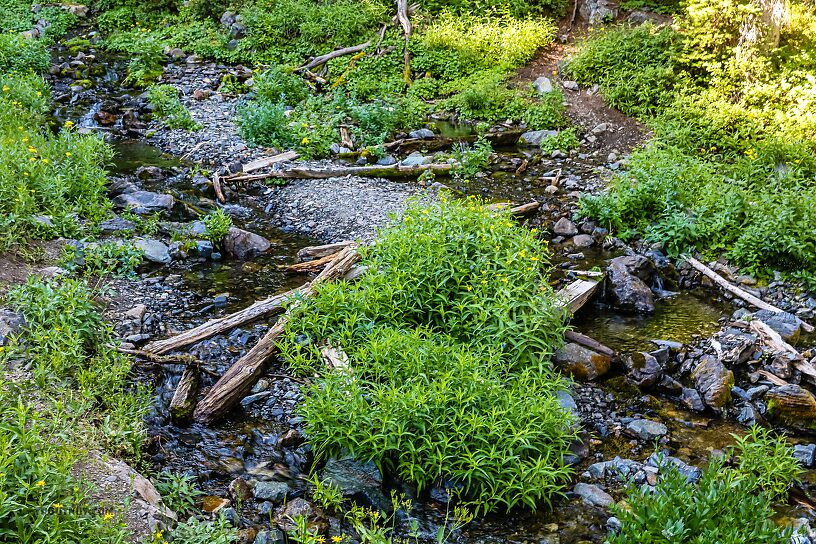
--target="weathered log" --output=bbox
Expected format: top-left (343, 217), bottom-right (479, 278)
top-left (485, 201), bottom-right (541, 217)
top-left (755, 369), bottom-right (790, 386)
top-left (556, 278), bottom-right (602, 314)
top-left (239, 151), bottom-right (300, 175)
top-left (115, 346), bottom-right (201, 366)
top-left (685, 256), bottom-right (814, 332)
top-left (565, 330), bottom-right (615, 358)
top-left (193, 248), bottom-right (361, 423)
top-left (384, 129), bottom-right (526, 154)
top-left (750, 319), bottom-right (816, 381)
top-left (287, 251), bottom-right (343, 272)
top-left (297, 241), bottom-right (357, 261)
top-left (169, 367), bottom-right (199, 423)
top-left (212, 171), bottom-right (225, 203)
top-left (143, 287), bottom-right (300, 355)
top-left (396, 0), bottom-right (412, 84)
top-left (234, 162), bottom-right (455, 181)
top-left (295, 41), bottom-right (372, 73)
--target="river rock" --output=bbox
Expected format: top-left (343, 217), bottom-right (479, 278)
top-left (223, 227), bottom-right (270, 260)
top-left (274, 498), bottom-right (322, 533)
top-left (0, 309), bottom-right (24, 346)
top-left (112, 191), bottom-right (174, 214)
top-left (626, 352), bottom-right (663, 388)
top-left (573, 483), bottom-right (613, 507)
top-left (99, 215), bottom-right (136, 235)
top-left (794, 444), bottom-right (816, 467)
top-left (253, 481), bottom-right (288, 503)
top-left (572, 234), bottom-right (594, 248)
top-left (681, 387), bottom-right (706, 412)
top-left (691, 355), bottom-right (733, 408)
top-left (519, 129), bottom-right (559, 146)
top-left (553, 217), bottom-right (579, 236)
top-left (767, 385), bottom-right (816, 423)
top-left (533, 76), bottom-right (554, 94)
top-left (320, 457), bottom-right (386, 508)
top-left (409, 128), bottom-right (434, 139)
top-left (717, 327), bottom-right (758, 365)
top-left (607, 259), bottom-right (655, 313)
top-left (553, 343), bottom-right (611, 380)
top-left (400, 152), bottom-right (432, 166)
top-left (626, 419), bottom-right (667, 441)
top-left (753, 309), bottom-right (802, 342)
top-left (135, 239), bottom-right (171, 264)
top-left (579, 0), bottom-right (616, 25)
top-left (610, 255), bottom-right (655, 282)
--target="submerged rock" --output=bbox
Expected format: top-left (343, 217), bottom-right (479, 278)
top-left (553, 342), bottom-right (611, 380)
top-left (320, 457), bottom-right (386, 509)
top-left (691, 355), bottom-right (733, 408)
top-left (626, 419), bottom-right (667, 441)
top-left (573, 483), bottom-right (614, 508)
top-left (223, 227), bottom-right (270, 260)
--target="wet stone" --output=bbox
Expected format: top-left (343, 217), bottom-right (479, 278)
top-left (794, 444), bottom-right (816, 468)
top-left (135, 239), bottom-right (171, 264)
top-left (680, 387), bottom-right (705, 412)
top-left (553, 343), bottom-right (611, 380)
top-left (112, 191), bottom-right (174, 215)
top-left (573, 483), bottom-right (613, 508)
top-left (223, 227), bottom-right (270, 260)
top-left (253, 481), bottom-right (288, 503)
top-left (626, 419), bottom-right (667, 441)
top-left (691, 355), bottom-right (734, 409)
top-left (753, 309), bottom-right (802, 342)
top-left (519, 129), bottom-right (559, 146)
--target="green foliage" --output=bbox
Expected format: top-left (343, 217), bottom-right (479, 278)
top-left (63, 240), bottom-right (144, 278)
top-left (169, 515), bottom-right (238, 544)
top-left (0, 33), bottom-right (49, 74)
top-left (148, 84), bottom-right (201, 130)
top-left (202, 208), bottom-right (233, 247)
top-left (0, 388), bottom-right (131, 543)
top-left (308, 474), bottom-right (345, 513)
top-left (539, 127), bottom-right (580, 153)
top-left (284, 198), bottom-right (575, 513)
top-left (729, 426), bottom-right (803, 501)
top-left (153, 472), bottom-right (204, 516)
top-left (452, 137), bottom-right (492, 179)
top-left (252, 65), bottom-right (310, 105)
top-left (421, 0), bottom-right (566, 17)
top-left (608, 456), bottom-right (793, 544)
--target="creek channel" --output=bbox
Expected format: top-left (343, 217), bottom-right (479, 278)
top-left (49, 42), bottom-right (816, 544)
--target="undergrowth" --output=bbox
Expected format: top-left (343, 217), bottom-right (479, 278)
top-left (283, 198), bottom-right (575, 514)
top-left (148, 84), bottom-right (201, 131)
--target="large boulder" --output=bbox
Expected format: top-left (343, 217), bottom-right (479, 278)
top-left (553, 342), bottom-right (611, 380)
top-left (606, 259), bottom-right (655, 313)
top-left (691, 355), bottom-right (733, 408)
top-left (320, 457), bottom-right (387, 509)
top-left (579, 0), bottom-right (616, 25)
top-left (223, 227), bottom-right (270, 260)
top-left (134, 238), bottom-right (171, 264)
top-left (112, 191), bottom-right (174, 215)
top-left (519, 129), bottom-right (559, 146)
top-left (767, 385), bottom-right (816, 423)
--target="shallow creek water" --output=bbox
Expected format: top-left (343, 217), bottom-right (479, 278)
top-left (58, 54), bottom-right (816, 542)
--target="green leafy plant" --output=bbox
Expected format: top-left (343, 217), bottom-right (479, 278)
top-left (308, 474), bottom-right (345, 513)
top-left (63, 240), bottom-right (144, 278)
top-left (729, 426), bottom-right (803, 501)
top-left (540, 127), bottom-right (580, 153)
top-left (202, 208), bottom-right (233, 248)
top-left (452, 137), bottom-right (492, 180)
top-left (148, 84), bottom-right (201, 131)
top-left (168, 514), bottom-right (238, 544)
top-left (154, 472), bottom-right (205, 516)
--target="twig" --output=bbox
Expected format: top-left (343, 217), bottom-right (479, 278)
top-left (295, 42), bottom-right (372, 73)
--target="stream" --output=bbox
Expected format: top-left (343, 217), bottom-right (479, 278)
top-left (50, 38), bottom-right (816, 544)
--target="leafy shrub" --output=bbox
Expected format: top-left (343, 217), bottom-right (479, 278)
top-left (154, 472), bottom-right (204, 516)
top-left (66, 240), bottom-right (144, 278)
top-left (148, 84), bottom-right (201, 130)
top-left (168, 515), bottom-right (238, 544)
top-left (284, 198), bottom-right (575, 513)
top-left (540, 127), bottom-right (580, 153)
top-left (0, 33), bottom-right (49, 74)
top-left (609, 456), bottom-right (793, 544)
top-left (252, 65), bottom-right (310, 106)
top-left (421, 0), bottom-right (566, 17)
top-left (202, 208), bottom-right (233, 247)
top-left (452, 137), bottom-right (492, 179)
top-left (237, 99), bottom-right (290, 148)
top-left (729, 426), bottom-right (803, 501)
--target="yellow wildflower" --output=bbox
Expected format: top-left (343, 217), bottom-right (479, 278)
top-left (301, 137), bottom-right (310, 145)
top-left (2, 86), bottom-right (9, 92)
top-left (64, 120), bottom-right (74, 128)
top-left (36, 480), bottom-right (45, 487)
top-left (41, 158), bottom-right (49, 164)
top-left (65, 152), bottom-right (72, 157)
top-left (53, 503), bottom-right (63, 509)
top-left (104, 512), bottom-right (114, 521)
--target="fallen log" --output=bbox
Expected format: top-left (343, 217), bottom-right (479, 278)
top-left (143, 287), bottom-right (300, 355)
top-left (229, 162), bottom-right (455, 182)
top-left (384, 129), bottom-right (526, 154)
top-left (297, 241), bottom-right (357, 261)
top-left (755, 369), bottom-right (790, 386)
top-left (115, 346), bottom-right (201, 366)
top-left (565, 330), bottom-right (615, 358)
top-left (193, 248), bottom-right (361, 423)
top-left (295, 41), bottom-right (371, 73)
top-left (557, 278), bottom-right (602, 315)
top-left (485, 201), bottom-right (541, 217)
top-left (287, 251), bottom-right (343, 272)
top-left (750, 319), bottom-right (816, 381)
top-left (685, 256), bottom-right (814, 333)
top-left (238, 151), bottom-right (300, 175)
top-left (169, 367), bottom-right (199, 423)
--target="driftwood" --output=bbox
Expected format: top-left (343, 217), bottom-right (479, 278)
top-left (297, 241), bottom-right (357, 261)
top-left (384, 129), bottom-right (526, 154)
top-left (750, 319), bottom-right (816, 381)
top-left (169, 367), bottom-right (199, 423)
top-left (225, 162), bottom-right (455, 182)
top-left (193, 248), bottom-right (361, 423)
top-left (144, 287), bottom-right (300, 355)
top-left (565, 330), bottom-right (615, 358)
top-left (295, 42), bottom-right (372, 73)
top-left (321, 345), bottom-right (350, 371)
top-left (557, 278), bottom-right (602, 314)
top-left (116, 346), bottom-right (201, 366)
top-left (287, 251), bottom-right (344, 272)
top-left (485, 201), bottom-right (541, 217)
top-left (395, 0), bottom-right (412, 84)
top-left (755, 369), bottom-right (790, 386)
top-left (685, 256), bottom-right (814, 333)
top-left (569, 269), bottom-right (606, 279)
top-left (239, 151), bottom-right (300, 175)
top-left (212, 171), bottom-right (225, 203)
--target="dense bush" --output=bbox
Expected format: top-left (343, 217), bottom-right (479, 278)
top-left (610, 429), bottom-right (801, 543)
top-left (148, 84), bottom-right (201, 130)
top-left (284, 198), bottom-right (575, 513)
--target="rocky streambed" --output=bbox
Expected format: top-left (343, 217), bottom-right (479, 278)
top-left (12, 29), bottom-right (816, 544)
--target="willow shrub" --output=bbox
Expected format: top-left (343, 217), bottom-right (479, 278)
top-left (282, 198), bottom-right (575, 513)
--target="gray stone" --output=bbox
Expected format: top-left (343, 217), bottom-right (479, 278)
top-left (692, 355), bottom-right (734, 408)
top-left (794, 444), bottom-right (816, 467)
top-left (195, 240), bottom-right (214, 259)
top-left (626, 419), bottom-right (668, 441)
top-left (99, 216), bottom-right (136, 235)
top-left (592, 123), bottom-right (608, 135)
top-left (533, 76), bottom-right (554, 94)
top-left (519, 129), bottom-right (559, 146)
top-left (607, 259), bottom-right (655, 313)
top-left (553, 343), bottom-right (611, 380)
top-left (223, 227), bottom-right (270, 260)
top-left (580, 0), bottom-right (617, 25)
top-left (607, 516), bottom-right (622, 533)
top-left (573, 483), bottom-right (613, 507)
top-left (0, 309), bottom-right (24, 346)
top-left (572, 234), bottom-right (594, 248)
top-left (375, 154), bottom-right (397, 166)
top-left (408, 128), bottom-right (434, 139)
top-left (556, 390), bottom-right (578, 414)
top-left (321, 457), bottom-right (384, 508)
top-left (134, 239), bottom-right (171, 264)
top-left (681, 387), bottom-right (706, 412)
top-left (753, 309), bottom-right (802, 342)
top-left (737, 404), bottom-right (758, 426)
top-left (112, 191), bottom-right (174, 215)
top-left (626, 352), bottom-right (663, 388)
top-left (253, 481), bottom-right (289, 502)
top-left (553, 217), bottom-right (579, 236)
top-left (330, 143), bottom-right (353, 155)
top-left (562, 80), bottom-right (580, 91)
top-left (255, 529), bottom-right (285, 544)
top-left (400, 152), bottom-right (433, 166)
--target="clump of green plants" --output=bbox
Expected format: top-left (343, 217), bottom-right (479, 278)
top-left (252, 65), bottom-right (310, 105)
top-left (148, 84), bottom-right (201, 131)
top-left (452, 136), bottom-right (492, 179)
top-left (0, 33), bottom-right (49, 73)
top-left (610, 429), bottom-right (802, 543)
top-left (165, 514), bottom-right (237, 544)
top-left (283, 198), bottom-right (575, 514)
top-left (539, 127), bottom-right (580, 153)
top-left (154, 472), bottom-right (205, 516)
top-left (62, 240), bottom-right (144, 278)
top-left (202, 208), bottom-right (233, 247)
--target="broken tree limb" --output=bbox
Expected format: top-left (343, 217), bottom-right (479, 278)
top-left (212, 171), bottom-right (225, 203)
top-left (229, 162), bottom-right (455, 182)
top-left (396, 0), bottom-right (412, 84)
top-left (238, 151), bottom-right (300, 176)
top-left (565, 330), bottom-right (615, 358)
top-left (685, 256), bottom-right (814, 333)
top-left (295, 41), bottom-right (371, 73)
top-left (170, 367), bottom-right (200, 423)
top-left (556, 278), bottom-right (602, 314)
top-left (755, 369), bottom-right (790, 386)
top-left (384, 129), bottom-right (526, 154)
top-left (144, 287), bottom-right (301, 355)
top-left (485, 201), bottom-right (541, 217)
top-left (750, 319), bottom-right (816, 381)
top-left (286, 250), bottom-right (344, 272)
top-left (297, 241), bottom-right (357, 261)
top-left (193, 248), bottom-right (361, 423)
top-left (115, 345), bottom-right (202, 366)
